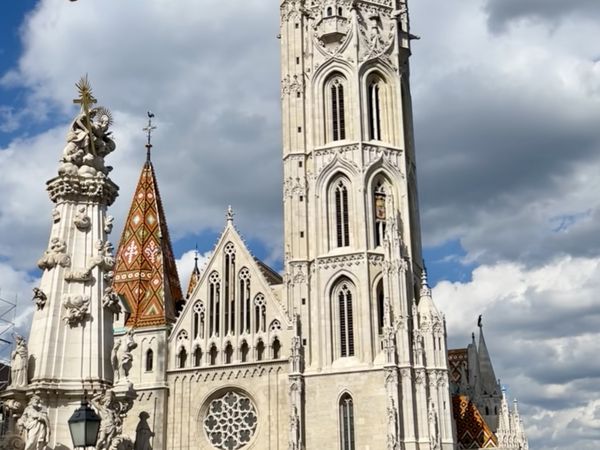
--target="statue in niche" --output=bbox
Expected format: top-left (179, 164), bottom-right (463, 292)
top-left (10, 335), bottom-right (28, 388)
top-left (112, 330), bottom-right (137, 383)
top-left (17, 395), bottom-right (50, 450)
top-left (288, 405), bottom-right (300, 450)
top-left (63, 294), bottom-right (90, 326)
top-left (32, 288), bottom-right (47, 310)
top-left (134, 412), bottom-right (154, 450)
top-left (74, 206), bottom-right (91, 231)
top-left (37, 237), bottom-right (71, 270)
top-left (428, 403), bottom-right (440, 450)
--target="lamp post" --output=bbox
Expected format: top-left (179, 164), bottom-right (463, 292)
top-left (68, 400), bottom-right (101, 448)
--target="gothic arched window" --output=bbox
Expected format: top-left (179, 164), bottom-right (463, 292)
top-left (194, 347), bottom-right (202, 367)
top-left (254, 294), bottom-right (266, 333)
top-left (178, 347), bottom-right (187, 369)
top-left (368, 79), bottom-right (382, 141)
top-left (339, 393), bottom-right (356, 450)
top-left (326, 6), bottom-right (333, 16)
top-left (239, 268), bottom-right (251, 334)
top-left (334, 279), bottom-right (355, 358)
top-left (193, 301), bottom-right (205, 339)
top-left (330, 177), bottom-right (351, 248)
top-left (209, 272), bottom-right (221, 337)
top-left (145, 349), bottom-right (153, 372)
top-left (325, 74), bottom-right (347, 142)
top-left (224, 243), bottom-right (236, 336)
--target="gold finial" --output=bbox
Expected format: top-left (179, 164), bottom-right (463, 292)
top-left (73, 75), bottom-right (98, 155)
top-left (143, 111), bottom-right (157, 161)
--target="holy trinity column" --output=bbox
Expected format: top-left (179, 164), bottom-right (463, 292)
top-left (1, 78), bottom-right (135, 450)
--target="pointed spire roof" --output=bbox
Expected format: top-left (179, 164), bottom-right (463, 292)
top-left (477, 316), bottom-right (500, 395)
top-left (185, 246), bottom-right (201, 299)
top-left (113, 153), bottom-right (183, 328)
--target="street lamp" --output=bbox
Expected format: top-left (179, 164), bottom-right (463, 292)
top-left (68, 400), bottom-right (101, 448)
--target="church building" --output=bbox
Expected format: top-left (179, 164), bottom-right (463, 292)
top-left (0, 1), bottom-right (529, 450)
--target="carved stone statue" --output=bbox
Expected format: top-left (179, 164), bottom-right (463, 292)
top-left (91, 390), bottom-right (134, 450)
top-left (10, 335), bottom-right (28, 388)
top-left (134, 412), bottom-right (154, 450)
top-left (428, 404), bottom-right (440, 450)
top-left (288, 406), bottom-right (300, 450)
top-left (32, 288), bottom-right (47, 310)
top-left (37, 237), bottom-right (71, 270)
top-left (74, 206), bottom-right (91, 231)
top-left (105, 215), bottom-right (115, 234)
top-left (63, 294), bottom-right (90, 326)
top-left (112, 330), bottom-right (137, 383)
top-left (51, 208), bottom-right (60, 223)
top-left (289, 336), bottom-right (302, 373)
top-left (90, 240), bottom-right (116, 271)
top-left (103, 287), bottom-right (122, 314)
top-left (387, 402), bottom-right (398, 450)
top-left (17, 395), bottom-right (50, 450)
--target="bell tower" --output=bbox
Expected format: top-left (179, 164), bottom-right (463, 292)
top-left (280, 0), bottom-right (456, 449)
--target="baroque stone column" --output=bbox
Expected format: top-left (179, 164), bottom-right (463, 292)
top-left (1, 78), bottom-right (133, 450)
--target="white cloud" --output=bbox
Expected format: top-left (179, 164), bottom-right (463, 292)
top-left (434, 255), bottom-right (600, 449)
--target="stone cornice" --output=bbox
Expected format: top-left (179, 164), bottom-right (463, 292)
top-left (46, 174), bottom-right (119, 206)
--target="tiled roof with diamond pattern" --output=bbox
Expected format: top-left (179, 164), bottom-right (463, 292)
top-left (453, 395), bottom-right (498, 449)
top-left (113, 160), bottom-right (183, 328)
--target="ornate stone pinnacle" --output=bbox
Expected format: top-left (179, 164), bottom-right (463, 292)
top-left (226, 205), bottom-right (235, 223)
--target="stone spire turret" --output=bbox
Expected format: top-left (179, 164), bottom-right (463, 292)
top-left (0, 77), bottom-right (135, 449)
top-left (185, 246), bottom-right (201, 299)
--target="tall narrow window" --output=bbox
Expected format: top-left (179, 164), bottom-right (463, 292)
top-left (224, 243), bottom-right (236, 336)
top-left (209, 272), bottom-right (221, 337)
top-left (373, 179), bottom-right (388, 247)
top-left (330, 78), bottom-right (346, 141)
top-left (146, 349), bottom-right (153, 372)
top-left (377, 280), bottom-right (385, 336)
top-left (178, 348), bottom-right (187, 369)
top-left (194, 347), bottom-right (202, 367)
top-left (339, 394), bottom-right (356, 450)
top-left (337, 282), bottom-right (355, 357)
top-left (334, 179), bottom-right (350, 247)
top-left (368, 80), bottom-right (382, 140)
top-left (254, 294), bottom-right (266, 333)
top-left (193, 301), bottom-right (205, 339)
top-left (239, 268), bottom-right (251, 334)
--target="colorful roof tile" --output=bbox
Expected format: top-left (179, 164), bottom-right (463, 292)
top-left (113, 159), bottom-right (183, 328)
top-left (453, 395), bottom-right (498, 449)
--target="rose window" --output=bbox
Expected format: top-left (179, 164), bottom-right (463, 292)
top-left (204, 391), bottom-right (258, 450)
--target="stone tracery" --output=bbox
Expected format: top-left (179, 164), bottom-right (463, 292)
top-left (203, 391), bottom-right (258, 450)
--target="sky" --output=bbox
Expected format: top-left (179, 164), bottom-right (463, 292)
top-left (0, 0), bottom-right (599, 448)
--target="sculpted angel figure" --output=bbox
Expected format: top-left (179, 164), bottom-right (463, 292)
top-left (10, 335), bottom-right (28, 387)
top-left (17, 395), bottom-right (50, 450)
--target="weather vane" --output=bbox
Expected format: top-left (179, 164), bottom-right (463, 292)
top-left (143, 111), bottom-right (157, 161)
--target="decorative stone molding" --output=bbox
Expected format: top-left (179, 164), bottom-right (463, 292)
top-left (282, 74), bottom-right (305, 98)
top-left (51, 208), bottom-right (61, 223)
top-left (62, 294), bottom-right (90, 326)
top-left (73, 206), bottom-right (91, 231)
top-left (32, 287), bottom-right (47, 310)
top-left (37, 237), bottom-right (71, 270)
top-left (317, 253), bottom-right (364, 270)
top-left (47, 175), bottom-right (119, 206)
top-left (284, 176), bottom-right (307, 198)
top-left (357, 8), bottom-right (396, 62)
top-left (64, 268), bottom-right (93, 282)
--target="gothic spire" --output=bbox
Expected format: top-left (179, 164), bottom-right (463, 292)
top-left (185, 245), bottom-right (201, 299)
top-left (112, 127), bottom-right (183, 328)
top-left (477, 318), bottom-right (500, 395)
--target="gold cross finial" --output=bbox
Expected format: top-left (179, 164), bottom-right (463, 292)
top-left (143, 111), bottom-right (157, 161)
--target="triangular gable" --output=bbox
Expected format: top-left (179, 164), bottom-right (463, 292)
top-left (113, 160), bottom-right (183, 328)
top-left (170, 221), bottom-right (288, 344)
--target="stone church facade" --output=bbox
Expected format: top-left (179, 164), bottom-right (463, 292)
top-left (0, 1), bottom-right (528, 450)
